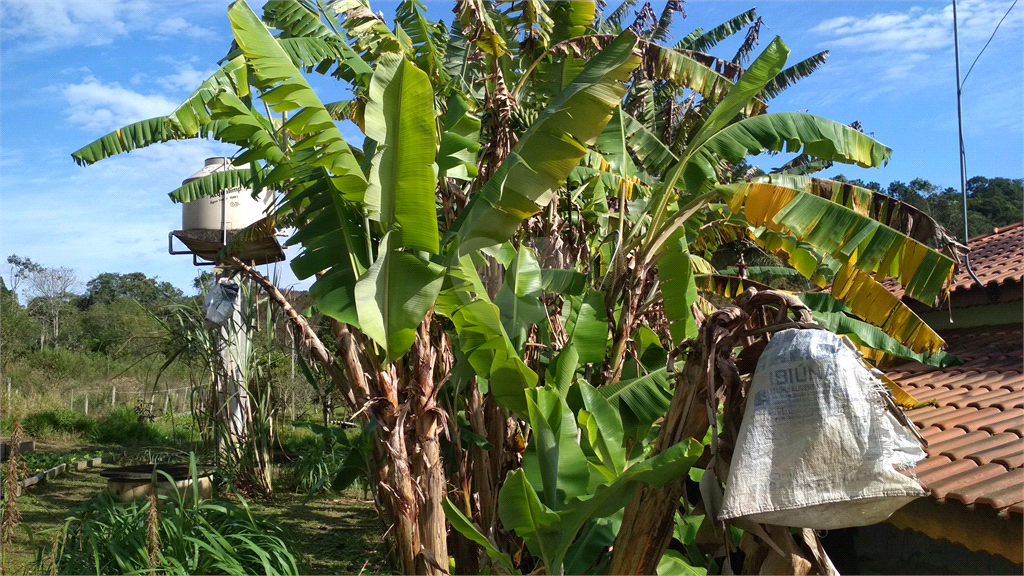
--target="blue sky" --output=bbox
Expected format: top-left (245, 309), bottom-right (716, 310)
top-left (1, 0), bottom-right (1021, 297)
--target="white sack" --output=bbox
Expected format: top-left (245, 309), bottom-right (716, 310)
top-left (718, 329), bottom-right (926, 530)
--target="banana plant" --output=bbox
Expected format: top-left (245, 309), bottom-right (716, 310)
top-left (70, 2), bottom-right (963, 575)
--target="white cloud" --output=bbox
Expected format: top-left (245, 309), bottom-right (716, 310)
top-left (63, 76), bottom-right (178, 132)
top-left (156, 64), bottom-right (218, 93)
top-left (0, 0), bottom-right (145, 52)
top-left (152, 17), bottom-right (216, 41)
top-left (811, 0), bottom-right (1022, 53)
top-left (0, 0), bottom-right (223, 53)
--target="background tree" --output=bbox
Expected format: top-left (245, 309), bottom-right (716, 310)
top-left (78, 272), bottom-right (185, 311)
top-left (0, 278), bottom-right (41, 371)
top-left (21, 264), bottom-right (77, 349)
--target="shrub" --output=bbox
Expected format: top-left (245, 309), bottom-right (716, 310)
top-left (93, 406), bottom-right (167, 446)
top-left (40, 457), bottom-right (304, 575)
top-left (21, 410), bottom-right (97, 439)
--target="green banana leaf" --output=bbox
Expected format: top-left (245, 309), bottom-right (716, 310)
top-left (227, 0), bottom-right (367, 198)
top-left (522, 386), bottom-right (592, 510)
top-left (754, 174), bottom-right (948, 245)
top-left (354, 233), bottom-right (445, 361)
top-left (168, 55), bottom-right (251, 136)
top-left (599, 367), bottom-right (673, 428)
top-left (435, 254), bottom-right (538, 416)
top-left (580, 381), bottom-right (626, 477)
top-left (167, 168), bottom-right (258, 203)
top-left (70, 117), bottom-right (230, 166)
top-left (563, 291), bottom-right (609, 365)
top-left (760, 51), bottom-right (829, 100)
top-left (684, 36), bottom-right (788, 159)
top-left (675, 9), bottom-right (757, 52)
top-left (685, 112), bottom-right (892, 193)
top-left (499, 439), bottom-right (703, 573)
top-left (659, 236), bottom-right (700, 346)
top-left (441, 498), bottom-right (518, 574)
top-left (497, 470), bottom-right (561, 570)
top-left (363, 50), bottom-right (439, 254)
top-left (657, 550), bottom-right (707, 576)
top-left (437, 94), bottom-right (481, 181)
top-left (495, 244), bottom-right (547, 352)
top-left (447, 30), bottom-right (640, 256)
top-left (811, 309), bottom-right (962, 368)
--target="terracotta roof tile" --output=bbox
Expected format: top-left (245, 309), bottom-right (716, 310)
top-left (979, 410), bottom-right (1024, 436)
top-left (927, 463), bottom-right (1008, 499)
top-left (912, 405), bottom-right (974, 429)
top-left (963, 435), bottom-right (1023, 466)
top-left (911, 455), bottom-right (953, 475)
top-left (958, 389), bottom-right (1024, 410)
top-left (950, 223), bottom-right (1024, 293)
top-left (915, 459), bottom-right (978, 485)
top-left (921, 426), bottom-right (967, 444)
top-left (994, 452), bottom-right (1024, 471)
top-left (882, 227), bottom-right (1023, 516)
top-left (945, 468), bottom-right (1023, 507)
top-left (938, 432), bottom-right (1021, 461)
top-left (927, 430), bottom-right (993, 459)
top-left (969, 469), bottom-right (1024, 510)
top-left (948, 407), bottom-right (1002, 431)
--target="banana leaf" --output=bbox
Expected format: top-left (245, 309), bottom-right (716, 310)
top-left (447, 30), bottom-right (640, 256)
top-left (720, 182), bottom-right (954, 306)
top-left (363, 51), bottom-right (439, 254)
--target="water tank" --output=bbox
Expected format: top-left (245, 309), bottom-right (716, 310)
top-left (181, 157), bottom-right (273, 231)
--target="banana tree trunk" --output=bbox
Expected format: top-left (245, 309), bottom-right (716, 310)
top-left (607, 340), bottom-right (711, 574)
top-left (411, 321), bottom-right (449, 575)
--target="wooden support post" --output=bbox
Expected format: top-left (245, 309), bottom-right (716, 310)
top-left (84, 394), bottom-right (89, 416)
top-left (111, 386), bottom-right (116, 409)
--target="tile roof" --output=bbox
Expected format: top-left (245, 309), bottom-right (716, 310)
top-left (888, 323), bottom-right (1023, 517)
top-left (885, 224), bottom-right (1023, 521)
top-left (886, 222), bottom-right (1024, 303)
top-left (951, 223), bottom-right (1024, 293)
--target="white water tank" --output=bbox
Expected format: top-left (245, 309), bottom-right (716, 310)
top-left (181, 157), bottom-right (273, 231)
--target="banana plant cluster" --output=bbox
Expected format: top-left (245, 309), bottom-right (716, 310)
top-left (71, 1), bottom-right (962, 574)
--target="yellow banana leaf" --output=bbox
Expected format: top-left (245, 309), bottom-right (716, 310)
top-left (722, 182), bottom-right (955, 306)
top-left (831, 263), bottom-right (945, 354)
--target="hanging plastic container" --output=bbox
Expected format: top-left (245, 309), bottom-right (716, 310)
top-left (718, 329), bottom-right (927, 530)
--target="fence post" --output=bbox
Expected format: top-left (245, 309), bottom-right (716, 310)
top-left (70, 390), bottom-right (75, 411)
top-left (148, 394), bottom-right (156, 417)
top-left (163, 391), bottom-right (170, 414)
top-left (111, 386), bottom-right (116, 409)
top-left (84, 394), bottom-right (89, 416)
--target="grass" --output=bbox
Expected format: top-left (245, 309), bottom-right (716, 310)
top-left (1, 464), bottom-right (389, 575)
top-left (7, 407), bottom-right (202, 451)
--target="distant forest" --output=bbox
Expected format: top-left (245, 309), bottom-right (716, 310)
top-left (832, 175), bottom-right (1023, 241)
